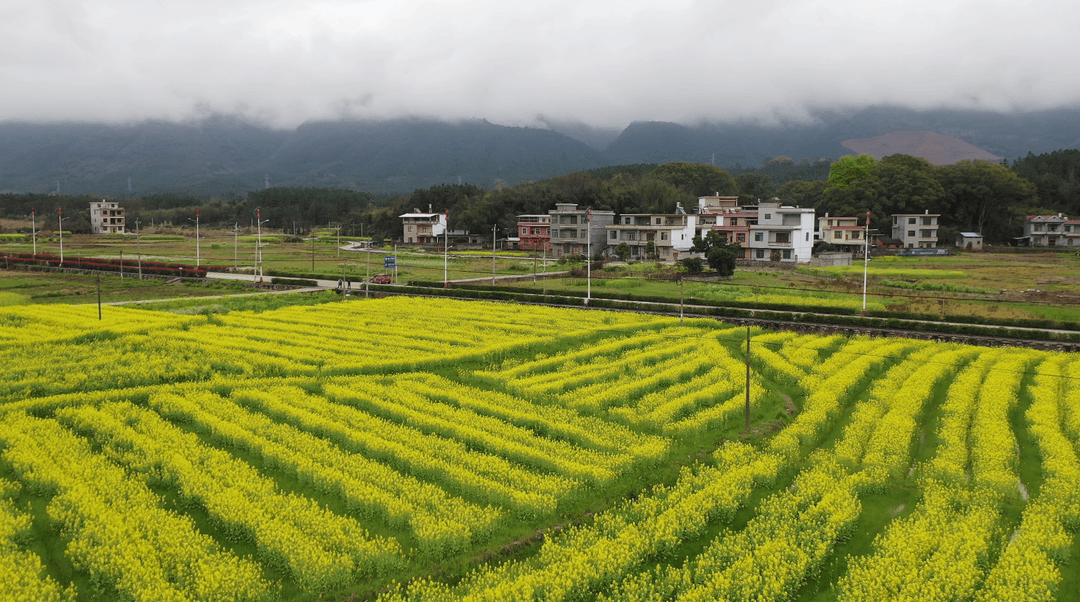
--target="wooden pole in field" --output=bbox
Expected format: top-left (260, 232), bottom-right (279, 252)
top-left (745, 325), bottom-right (751, 431)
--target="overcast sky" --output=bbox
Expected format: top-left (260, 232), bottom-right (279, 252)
top-left (2, 0), bottom-right (1078, 130)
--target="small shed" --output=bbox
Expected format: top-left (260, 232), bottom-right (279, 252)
top-left (956, 232), bottom-right (983, 250)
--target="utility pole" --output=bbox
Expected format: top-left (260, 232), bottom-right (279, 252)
top-left (444, 210), bottom-right (449, 288)
top-left (680, 278), bottom-right (684, 323)
top-left (862, 210), bottom-right (870, 316)
top-left (187, 209), bottom-right (200, 267)
top-left (136, 218), bottom-right (142, 279)
top-left (58, 208), bottom-right (66, 266)
top-left (492, 224), bottom-right (497, 285)
top-left (745, 325), bottom-right (751, 431)
top-left (586, 209), bottom-right (591, 305)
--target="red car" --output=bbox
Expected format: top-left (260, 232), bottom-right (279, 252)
top-left (371, 274), bottom-right (392, 284)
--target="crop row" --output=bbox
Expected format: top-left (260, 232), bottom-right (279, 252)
top-left (234, 384), bottom-right (575, 517)
top-left (56, 402), bottom-right (403, 591)
top-left (379, 334), bottom-right (914, 601)
top-left (0, 412), bottom-right (272, 602)
top-left (976, 355), bottom-right (1080, 602)
top-left (149, 387), bottom-right (502, 558)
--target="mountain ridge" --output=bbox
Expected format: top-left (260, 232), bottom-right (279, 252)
top-left (0, 106), bottom-right (1076, 197)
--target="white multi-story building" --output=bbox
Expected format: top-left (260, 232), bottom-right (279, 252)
top-left (606, 207), bottom-right (699, 261)
top-left (892, 212), bottom-right (939, 248)
top-left (748, 202), bottom-right (815, 262)
top-left (90, 200), bottom-right (125, 234)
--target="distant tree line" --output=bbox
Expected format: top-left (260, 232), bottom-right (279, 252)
top-left (1, 150), bottom-right (1076, 245)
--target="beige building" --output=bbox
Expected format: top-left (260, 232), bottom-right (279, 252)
top-left (818, 213), bottom-right (866, 254)
top-left (400, 210), bottom-right (447, 244)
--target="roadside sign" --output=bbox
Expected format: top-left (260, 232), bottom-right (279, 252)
top-left (384, 255), bottom-right (397, 269)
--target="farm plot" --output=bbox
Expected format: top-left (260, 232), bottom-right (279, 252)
top-left (1, 296), bottom-right (1078, 601)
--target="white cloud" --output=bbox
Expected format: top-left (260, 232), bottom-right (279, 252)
top-left (1, 0), bottom-right (1077, 128)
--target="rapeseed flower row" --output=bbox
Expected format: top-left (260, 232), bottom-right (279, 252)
top-left (380, 442), bottom-right (779, 602)
top-left (769, 339), bottom-right (922, 464)
top-left (235, 384), bottom-right (574, 517)
top-left (0, 479), bottom-right (76, 602)
top-left (975, 355), bottom-right (1080, 602)
top-left (55, 402), bottom-right (403, 591)
top-left (393, 373), bottom-right (668, 460)
top-left (148, 387), bottom-right (502, 558)
top-left (0, 413), bottom-right (271, 602)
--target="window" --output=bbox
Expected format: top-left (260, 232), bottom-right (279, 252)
top-left (922, 217), bottom-right (933, 226)
top-left (782, 250), bottom-right (791, 259)
top-left (775, 232), bottom-right (790, 244)
top-left (407, 226), bottom-right (413, 232)
top-left (655, 218), bottom-right (662, 225)
top-left (754, 232), bottom-right (763, 242)
top-left (550, 229), bottom-right (558, 238)
top-left (626, 232), bottom-right (636, 241)
top-left (908, 230), bottom-right (916, 238)
top-left (737, 233), bottom-right (746, 243)
top-left (806, 233), bottom-right (810, 242)
top-left (660, 232), bottom-right (668, 241)
top-left (624, 217), bottom-right (631, 224)
top-left (732, 218), bottom-right (739, 226)
top-left (755, 249), bottom-right (765, 259)
top-left (909, 217), bottom-right (917, 225)
top-left (609, 230), bottom-right (617, 239)
top-left (834, 231), bottom-right (842, 239)
top-left (764, 213), bottom-right (771, 220)
top-left (580, 230), bottom-right (588, 238)
top-left (852, 231), bottom-right (860, 239)
top-left (921, 229), bottom-right (934, 238)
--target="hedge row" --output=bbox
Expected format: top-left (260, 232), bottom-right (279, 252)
top-left (393, 284), bottom-right (1080, 344)
top-left (0, 253), bottom-right (211, 278)
top-left (404, 280), bottom-right (1080, 334)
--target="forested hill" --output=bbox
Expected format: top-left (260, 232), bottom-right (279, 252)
top-left (0, 106), bottom-right (1078, 198)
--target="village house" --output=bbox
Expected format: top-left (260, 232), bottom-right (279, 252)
top-left (548, 203), bottom-right (614, 257)
top-left (891, 211), bottom-right (939, 248)
top-left (90, 200), bottom-right (125, 234)
top-left (748, 202), bottom-right (815, 263)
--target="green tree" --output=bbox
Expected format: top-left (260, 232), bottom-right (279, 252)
top-left (936, 160), bottom-right (1038, 243)
top-left (735, 173), bottom-right (775, 202)
top-left (707, 245), bottom-right (738, 276)
top-left (679, 257), bottom-right (703, 274)
top-left (614, 242), bottom-right (631, 261)
top-left (691, 230), bottom-right (740, 276)
top-left (652, 162), bottom-right (738, 197)
top-left (828, 154), bottom-right (876, 189)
